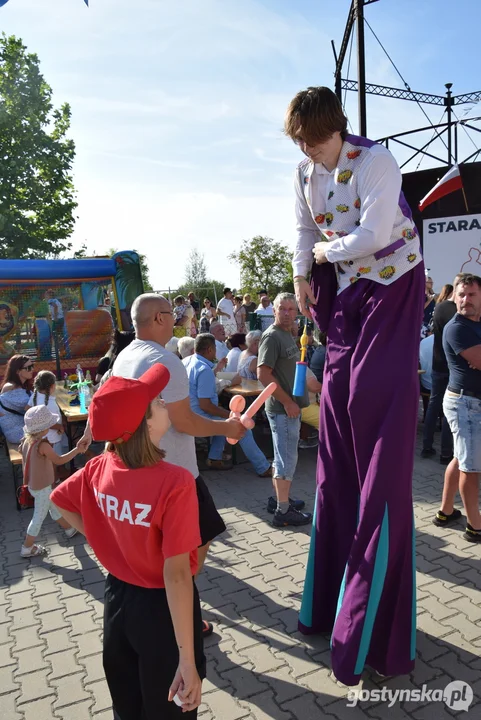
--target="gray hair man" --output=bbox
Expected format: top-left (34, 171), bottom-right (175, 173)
top-left (257, 292), bottom-right (311, 526)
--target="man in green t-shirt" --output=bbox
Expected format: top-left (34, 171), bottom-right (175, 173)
top-left (258, 292), bottom-right (312, 527)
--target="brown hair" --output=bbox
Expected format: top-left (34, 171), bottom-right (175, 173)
top-left (454, 273), bottom-right (481, 291)
top-left (284, 86), bottom-right (348, 146)
top-left (1, 354), bottom-right (33, 391)
top-left (106, 403), bottom-right (165, 470)
top-left (32, 370), bottom-right (56, 406)
top-left (436, 284), bottom-right (453, 304)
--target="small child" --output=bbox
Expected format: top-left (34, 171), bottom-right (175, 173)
top-left (173, 295), bottom-right (186, 325)
top-left (20, 406), bottom-right (82, 558)
top-left (29, 370), bottom-right (64, 451)
top-left (51, 364), bottom-right (205, 718)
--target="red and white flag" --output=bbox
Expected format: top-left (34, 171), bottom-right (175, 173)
top-left (418, 165), bottom-right (463, 212)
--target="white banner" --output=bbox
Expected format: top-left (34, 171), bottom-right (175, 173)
top-left (423, 214), bottom-right (481, 291)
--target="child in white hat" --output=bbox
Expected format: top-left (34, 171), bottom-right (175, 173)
top-left (19, 405), bottom-right (84, 558)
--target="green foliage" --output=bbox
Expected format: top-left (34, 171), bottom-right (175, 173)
top-left (184, 248), bottom-right (208, 289)
top-left (138, 252), bottom-right (153, 292)
top-left (73, 243), bottom-right (88, 259)
top-left (0, 34), bottom-right (77, 258)
top-left (175, 248), bottom-right (228, 304)
top-left (175, 279), bottom-right (225, 305)
top-left (228, 236), bottom-right (294, 298)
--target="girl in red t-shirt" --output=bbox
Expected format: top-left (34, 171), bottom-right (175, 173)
top-left (51, 365), bottom-right (204, 719)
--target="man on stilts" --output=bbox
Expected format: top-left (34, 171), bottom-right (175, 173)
top-left (287, 86), bottom-right (424, 686)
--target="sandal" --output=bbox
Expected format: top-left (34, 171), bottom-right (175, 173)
top-left (20, 544), bottom-right (47, 558)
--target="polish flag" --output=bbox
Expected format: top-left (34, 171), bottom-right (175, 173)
top-left (418, 165), bottom-right (463, 212)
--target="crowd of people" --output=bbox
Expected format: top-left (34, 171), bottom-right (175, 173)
top-left (3, 85), bottom-right (480, 717)
top-left (170, 287), bottom-right (276, 340)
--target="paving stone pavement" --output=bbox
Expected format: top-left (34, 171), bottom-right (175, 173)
top-left (1, 423), bottom-right (480, 719)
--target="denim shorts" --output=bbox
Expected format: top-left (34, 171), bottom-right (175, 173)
top-left (443, 392), bottom-right (481, 473)
top-left (266, 413), bottom-right (301, 481)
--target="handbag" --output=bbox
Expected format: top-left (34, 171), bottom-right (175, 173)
top-left (16, 442), bottom-right (35, 509)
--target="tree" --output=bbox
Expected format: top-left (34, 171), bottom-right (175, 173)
top-left (138, 252), bottom-right (153, 292)
top-left (228, 236), bottom-right (294, 298)
top-left (73, 243), bottom-right (88, 259)
top-left (184, 248), bottom-right (208, 289)
top-left (175, 278), bottom-right (225, 305)
top-left (0, 35), bottom-right (77, 258)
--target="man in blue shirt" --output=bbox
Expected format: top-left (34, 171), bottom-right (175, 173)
top-left (434, 273), bottom-right (481, 542)
top-left (184, 333), bottom-right (271, 476)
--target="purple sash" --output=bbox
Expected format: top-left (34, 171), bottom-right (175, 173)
top-left (309, 261), bottom-right (338, 334)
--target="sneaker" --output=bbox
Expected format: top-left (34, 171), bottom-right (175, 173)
top-left (464, 523), bottom-right (481, 543)
top-left (64, 527), bottom-right (78, 539)
top-left (267, 496), bottom-right (305, 514)
top-left (272, 505), bottom-right (312, 527)
top-left (432, 509), bottom-right (462, 527)
top-left (206, 459), bottom-right (233, 471)
top-left (421, 448), bottom-right (436, 458)
top-left (439, 455), bottom-right (454, 466)
top-left (299, 438), bottom-right (318, 449)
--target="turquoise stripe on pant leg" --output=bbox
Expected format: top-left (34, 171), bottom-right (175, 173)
top-left (354, 503), bottom-right (389, 676)
top-left (299, 495), bottom-right (318, 628)
top-left (330, 496), bottom-right (359, 650)
top-left (411, 509), bottom-right (417, 661)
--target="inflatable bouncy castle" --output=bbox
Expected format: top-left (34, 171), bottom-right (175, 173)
top-left (0, 251), bottom-right (143, 376)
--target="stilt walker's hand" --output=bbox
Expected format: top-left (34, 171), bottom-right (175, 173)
top-left (294, 276), bottom-right (316, 320)
top-left (313, 242), bottom-right (329, 264)
top-left (169, 663), bottom-right (202, 712)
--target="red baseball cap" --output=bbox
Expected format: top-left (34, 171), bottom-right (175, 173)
top-left (89, 364), bottom-right (170, 443)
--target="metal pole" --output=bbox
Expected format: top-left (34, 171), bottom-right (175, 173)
top-left (331, 40), bottom-right (342, 102)
top-left (356, 0), bottom-right (367, 136)
top-left (445, 83), bottom-right (453, 165)
top-left (454, 121), bottom-right (458, 163)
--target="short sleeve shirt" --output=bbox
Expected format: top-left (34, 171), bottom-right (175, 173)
top-left (113, 339), bottom-right (199, 478)
top-left (217, 297), bottom-right (234, 324)
top-left (183, 354), bottom-right (218, 415)
top-left (443, 314), bottom-right (481, 394)
top-left (51, 452), bottom-right (201, 588)
top-left (257, 324), bottom-right (309, 414)
top-left (432, 301), bottom-right (457, 374)
top-left (48, 298), bottom-right (64, 320)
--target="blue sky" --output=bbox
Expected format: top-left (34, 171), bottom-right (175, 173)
top-left (2, 0), bottom-right (480, 291)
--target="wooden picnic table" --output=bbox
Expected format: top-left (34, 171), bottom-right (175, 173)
top-left (223, 379), bottom-right (264, 397)
top-left (55, 382), bottom-right (89, 422)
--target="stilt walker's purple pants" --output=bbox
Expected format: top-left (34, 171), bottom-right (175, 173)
top-left (299, 260), bottom-right (425, 686)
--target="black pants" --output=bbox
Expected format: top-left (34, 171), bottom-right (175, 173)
top-left (104, 575), bottom-right (206, 720)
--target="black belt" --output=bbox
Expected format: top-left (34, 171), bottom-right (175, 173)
top-left (448, 387), bottom-right (481, 401)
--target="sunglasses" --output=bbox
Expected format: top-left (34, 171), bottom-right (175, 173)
top-left (22, 364), bottom-right (35, 371)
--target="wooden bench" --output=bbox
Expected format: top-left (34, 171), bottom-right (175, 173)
top-left (6, 441), bottom-right (23, 510)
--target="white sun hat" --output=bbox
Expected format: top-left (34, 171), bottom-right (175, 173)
top-left (24, 405), bottom-right (57, 435)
